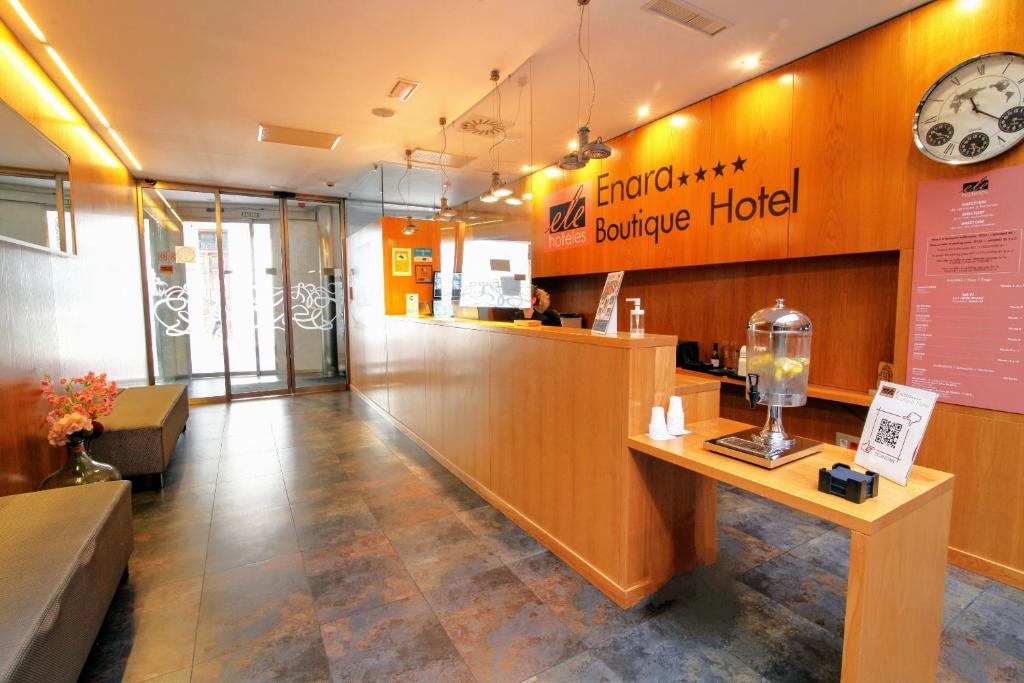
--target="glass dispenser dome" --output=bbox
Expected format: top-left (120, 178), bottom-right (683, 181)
top-left (746, 298), bottom-right (812, 409)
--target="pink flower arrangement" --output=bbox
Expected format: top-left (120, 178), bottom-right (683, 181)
top-left (41, 372), bottom-right (118, 447)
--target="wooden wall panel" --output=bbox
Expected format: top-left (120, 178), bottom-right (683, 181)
top-left (706, 74), bottom-right (793, 265)
top-left (789, 16), bottom-right (911, 256)
top-left (0, 19), bottom-right (142, 494)
top-left (539, 251), bottom-right (899, 392)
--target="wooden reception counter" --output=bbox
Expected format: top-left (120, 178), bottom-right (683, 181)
top-left (353, 315), bottom-right (722, 607)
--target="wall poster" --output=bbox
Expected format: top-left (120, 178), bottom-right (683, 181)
top-left (391, 247), bottom-right (412, 277)
top-left (907, 165), bottom-right (1024, 414)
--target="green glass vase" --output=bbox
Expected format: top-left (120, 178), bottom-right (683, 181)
top-left (40, 436), bottom-right (122, 490)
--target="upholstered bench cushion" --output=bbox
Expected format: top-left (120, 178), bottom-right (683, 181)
top-left (90, 384), bottom-right (188, 478)
top-left (0, 481), bottom-right (132, 683)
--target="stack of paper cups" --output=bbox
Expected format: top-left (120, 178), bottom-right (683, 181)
top-left (667, 395), bottom-right (689, 436)
top-left (648, 407), bottom-right (673, 440)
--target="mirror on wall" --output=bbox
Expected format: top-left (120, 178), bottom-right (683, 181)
top-left (0, 98), bottom-right (74, 254)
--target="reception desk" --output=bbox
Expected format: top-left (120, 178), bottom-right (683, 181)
top-left (353, 315), bottom-right (720, 607)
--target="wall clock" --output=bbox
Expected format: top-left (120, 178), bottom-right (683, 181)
top-left (913, 51), bottom-right (1024, 165)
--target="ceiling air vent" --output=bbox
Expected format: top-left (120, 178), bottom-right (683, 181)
top-left (409, 148), bottom-right (473, 168)
top-left (460, 115), bottom-right (508, 137)
top-left (643, 0), bottom-right (731, 37)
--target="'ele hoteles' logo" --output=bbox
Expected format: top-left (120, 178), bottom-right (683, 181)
top-left (962, 176), bottom-right (989, 193)
top-left (544, 183), bottom-right (592, 251)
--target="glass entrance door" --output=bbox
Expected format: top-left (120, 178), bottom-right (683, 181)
top-left (141, 187), bottom-right (227, 399)
top-left (221, 194), bottom-right (289, 397)
top-left (140, 185), bottom-right (347, 401)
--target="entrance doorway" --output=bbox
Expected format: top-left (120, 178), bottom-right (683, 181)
top-left (139, 186), bottom-right (347, 401)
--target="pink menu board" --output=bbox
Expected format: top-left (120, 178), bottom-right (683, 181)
top-left (908, 165), bottom-right (1024, 415)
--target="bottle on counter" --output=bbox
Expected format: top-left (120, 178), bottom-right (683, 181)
top-left (626, 298), bottom-right (644, 337)
top-left (711, 342), bottom-right (721, 369)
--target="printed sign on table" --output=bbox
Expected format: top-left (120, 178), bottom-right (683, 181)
top-left (855, 382), bottom-right (938, 486)
top-left (908, 166), bottom-right (1024, 414)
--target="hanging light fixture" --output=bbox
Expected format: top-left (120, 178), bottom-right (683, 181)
top-left (436, 195), bottom-right (457, 219)
top-left (398, 149), bottom-right (417, 234)
top-left (559, 0), bottom-right (612, 170)
top-left (480, 69), bottom-right (511, 203)
top-left (433, 117), bottom-right (459, 220)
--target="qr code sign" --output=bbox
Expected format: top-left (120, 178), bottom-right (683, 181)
top-left (874, 417), bottom-right (903, 449)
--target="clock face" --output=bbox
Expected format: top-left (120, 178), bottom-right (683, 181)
top-left (914, 52), bottom-right (1024, 165)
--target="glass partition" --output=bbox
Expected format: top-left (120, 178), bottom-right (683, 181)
top-left (286, 199), bottom-right (347, 388)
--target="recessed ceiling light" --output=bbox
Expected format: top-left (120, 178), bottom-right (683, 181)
top-left (372, 107), bottom-right (396, 118)
top-left (958, 0), bottom-right (982, 8)
top-left (522, 192), bottom-right (533, 201)
top-left (107, 128), bottom-right (141, 170)
top-left (521, 164), bottom-right (532, 172)
top-left (670, 115), bottom-right (687, 127)
top-left (7, 0), bottom-right (46, 42)
top-left (568, 140), bottom-right (578, 150)
top-left (738, 54), bottom-right (761, 69)
top-left (637, 105), bottom-right (650, 117)
top-left (545, 167), bottom-right (562, 178)
top-left (388, 78), bottom-right (420, 101)
top-left (44, 45), bottom-right (110, 127)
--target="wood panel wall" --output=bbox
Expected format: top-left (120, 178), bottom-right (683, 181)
top-left (539, 251), bottom-right (899, 393)
top-left (0, 19), bottom-right (142, 494)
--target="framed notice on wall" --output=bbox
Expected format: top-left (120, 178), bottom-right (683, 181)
top-left (907, 166), bottom-right (1024, 414)
top-left (391, 248), bottom-right (412, 277)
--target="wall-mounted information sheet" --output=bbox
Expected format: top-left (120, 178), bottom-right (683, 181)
top-left (908, 166), bottom-right (1024, 414)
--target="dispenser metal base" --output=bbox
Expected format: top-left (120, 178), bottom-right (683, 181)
top-left (704, 428), bottom-right (823, 469)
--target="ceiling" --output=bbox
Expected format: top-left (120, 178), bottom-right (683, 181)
top-left (0, 0), bottom-right (929, 207)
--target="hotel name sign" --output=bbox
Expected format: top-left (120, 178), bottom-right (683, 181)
top-left (541, 154), bottom-right (800, 255)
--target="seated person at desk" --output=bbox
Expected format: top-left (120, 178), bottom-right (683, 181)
top-left (513, 285), bottom-right (562, 326)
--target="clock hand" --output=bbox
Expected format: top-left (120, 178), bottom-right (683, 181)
top-left (969, 97), bottom-right (1001, 121)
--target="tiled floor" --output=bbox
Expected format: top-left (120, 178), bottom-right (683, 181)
top-left (80, 392), bottom-right (1024, 682)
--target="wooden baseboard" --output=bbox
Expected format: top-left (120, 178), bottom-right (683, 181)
top-left (351, 384), bottom-right (653, 608)
top-left (948, 547), bottom-right (1024, 590)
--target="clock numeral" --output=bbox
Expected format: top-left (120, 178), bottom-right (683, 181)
top-left (950, 75), bottom-right (961, 86)
top-left (924, 115), bottom-right (938, 124)
top-left (998, 135), bottom-right (1008, 145)
top-left (977, 63), bottom-right (986, 75)
top-left (944, 143), bottom-right (956, 156)
top-left (1003, 59), bottom-right (1014, 74)
top-left (1018, 76), bottom-right (1024, 85)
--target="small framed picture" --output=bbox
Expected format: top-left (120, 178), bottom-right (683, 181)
top-left (414, 264), bottom-right (433, 283)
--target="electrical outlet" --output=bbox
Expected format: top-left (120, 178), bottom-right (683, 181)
top-left (835, 432), bottom-right (860, 450)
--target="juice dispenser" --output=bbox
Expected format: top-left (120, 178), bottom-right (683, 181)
top-left (704, 299), bottom-right (823, 468)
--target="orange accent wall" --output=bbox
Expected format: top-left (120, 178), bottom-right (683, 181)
top-left (381, 216), bottom-right (449, 315)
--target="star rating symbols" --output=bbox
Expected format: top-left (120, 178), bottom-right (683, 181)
top-left (674, 156), bottom-right (747, 188)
